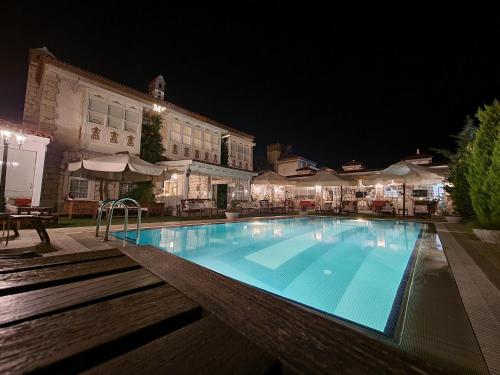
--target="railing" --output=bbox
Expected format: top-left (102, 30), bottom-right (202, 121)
top-left (100, 198), bottom-right (142, 243)
top-left (95, 199), bottom-right (115, 237)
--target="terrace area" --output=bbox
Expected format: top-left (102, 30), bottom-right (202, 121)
top-left (1, 213), bottom-right (499, 374)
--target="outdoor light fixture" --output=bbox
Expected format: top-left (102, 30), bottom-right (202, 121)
top-left (0, 129), bottom-right (26, 212)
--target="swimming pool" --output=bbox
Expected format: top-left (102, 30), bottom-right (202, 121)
top-left (113, 217), bottom-right (422, 334)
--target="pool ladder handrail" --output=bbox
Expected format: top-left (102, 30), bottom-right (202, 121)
top-left (95, 199), bottom-right (116, 237)
top-left (102, 198), bottom-right (142, 243)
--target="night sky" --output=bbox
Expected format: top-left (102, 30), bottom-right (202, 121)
top-left (1, 5), bottom-right (499, 170)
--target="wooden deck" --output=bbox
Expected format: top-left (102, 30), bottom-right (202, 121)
top-left (0, 247), bottom-right (447, 374)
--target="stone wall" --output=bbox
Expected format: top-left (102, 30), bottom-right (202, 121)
top-left (22, 60), bottom-right (42, 128)
top-left (38, 72), bottom-right (60, 134)
top-left (39, 144), bottom-right (66, 210)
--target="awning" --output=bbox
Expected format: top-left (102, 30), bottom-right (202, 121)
top-left (68, 153), bottom-right (169, 182)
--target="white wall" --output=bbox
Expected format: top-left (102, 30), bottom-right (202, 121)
top-left (162, 110), bottom-right (222, 164)
top-left (1, 134), bottom-right (50, 206)
top-left (48, 66), bottom-right (145, 155)
top-left (278, 160), bottom-right (299, 176)
top-left (228, 134), bottom-right (253, 171)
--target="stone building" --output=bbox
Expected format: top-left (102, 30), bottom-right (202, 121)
top-left (21, 47), bottom-right (255, 211)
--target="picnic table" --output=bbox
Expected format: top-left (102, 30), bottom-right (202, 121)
top-left (0, 214), bottom-right (51, 246)
top-left (16, 206), bottom-right (53, 215)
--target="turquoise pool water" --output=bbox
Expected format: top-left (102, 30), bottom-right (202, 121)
top-left (114, 217), bottom-right (422, 334)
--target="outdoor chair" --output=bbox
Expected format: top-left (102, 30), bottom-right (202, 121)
top-left (271, 201), bottom-right (286, 213)
top-left (315, 202), bottom-right (333, 214)
top-left (284, 199), bottom-right (294, 213)
top-left (379, 203), bottom-right (395, 216)
top-left (240, 201), bottom-right (259, 215)
top-left (372, 200), bottom-right (389, 214)
top-left (341, 201), bottom-right (357, 214)
top-left (201, 200), bottom-right (225, 216)
top-left (259, 200), bottom-right (271, 214)
top-left (413, 201), bottom-right (432, 217)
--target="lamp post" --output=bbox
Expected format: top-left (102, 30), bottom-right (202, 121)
top-left (0, 130), bottom-right (26, 213)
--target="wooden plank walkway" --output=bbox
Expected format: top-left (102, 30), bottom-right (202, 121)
top-left (0, 249), bottom-right (281, 374)
top-left (0, 246), bottom-right (452, 374)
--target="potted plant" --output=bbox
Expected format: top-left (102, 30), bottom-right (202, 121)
top-left (442, 208), bottom-right (462, 223)
top-left (225, 199), bottom-right (240, 220)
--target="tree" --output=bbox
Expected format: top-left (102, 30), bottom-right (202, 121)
top-left (433, 116), bottom-right (476, 220)
top-left (467, 100), bottom-right (500, 226)
top-left (140, 111), bottom-right (166, 163)
top-left (220, 137), bottom-right (229, 166)
top-left (483, 132), bottom-right (500, 227)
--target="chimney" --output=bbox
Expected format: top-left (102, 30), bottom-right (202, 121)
top-left (148, 75), bottom-right (165, 101)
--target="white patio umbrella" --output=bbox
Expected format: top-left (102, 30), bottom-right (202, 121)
top-left (295, 170), bottom-right (356, 187)
top-left (363, 161), bottom-right (444, 185)
top-left (252, 170), bottom-right (294, 185)
top-left (362, 161), bottom-right (444, 216)
top-left (252, 171), bottom-right (294, 203)
top-left (68, 152), bottom-right (169, 182)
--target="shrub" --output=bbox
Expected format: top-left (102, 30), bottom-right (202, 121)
top-left (483, 133), bottom-right (500, 227)
top-left (128, 182), bottom-right (155, 203)
top-left (467, 100), bottom-right (500, 227)
top-left (433, 117), bottom-right (476, 220)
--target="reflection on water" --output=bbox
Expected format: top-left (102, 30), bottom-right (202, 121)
top-left (115, 217), bottom-right (422, 333)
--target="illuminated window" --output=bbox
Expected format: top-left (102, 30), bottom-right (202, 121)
top-left (230, 141), bottom-right (236, 157)
top-left (69, 176), bottom-right (89, 199)
top-left (211, 134), bottom-right (219, 150)
top-left (384, 186), bottom-right (398, 198)
top-left (183, 126), bottom-right (191, 145)
top-left (87, 94), bottom-right (139, 134)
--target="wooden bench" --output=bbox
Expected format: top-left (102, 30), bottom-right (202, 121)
top-left (64, 200), bottom-right (98, 219)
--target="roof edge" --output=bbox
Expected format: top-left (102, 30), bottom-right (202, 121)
top-left (31, 49), bottom-right (254, 141)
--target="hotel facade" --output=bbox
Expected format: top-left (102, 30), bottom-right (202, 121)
top-left (21, 47), bottom-right (256, 212)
